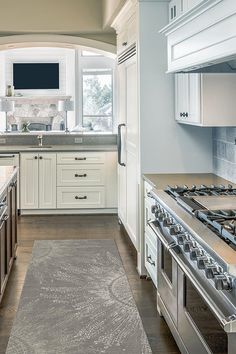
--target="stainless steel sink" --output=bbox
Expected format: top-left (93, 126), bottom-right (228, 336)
top-left (28, 146), bottom-right (53, 149)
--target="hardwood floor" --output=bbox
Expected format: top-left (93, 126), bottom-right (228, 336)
top-left (0, 215), bottom-right (180, 354)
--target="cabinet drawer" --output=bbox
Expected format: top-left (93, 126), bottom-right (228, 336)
top-left (57, 165), bottom-right (105, 187)
top-left (57, 187), bottom-right (105, 209)
top-left (145, 231), bottom-right (157, 288)
top-left (57, 152), bottom-right (105, 165)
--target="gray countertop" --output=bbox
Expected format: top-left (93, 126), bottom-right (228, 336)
top-left (0, 144), bottom-right (117, 153)
top-left (143, 173), bottom-right (236, 190)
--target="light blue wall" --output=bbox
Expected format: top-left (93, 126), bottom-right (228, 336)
top-left (139, 1), bottom-right (213, 174)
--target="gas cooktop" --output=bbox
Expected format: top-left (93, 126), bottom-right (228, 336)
top-left (165, 184), bottom-right (236, 248)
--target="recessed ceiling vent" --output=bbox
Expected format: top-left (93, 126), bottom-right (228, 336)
top-left (118, 44), bottom-right (136, 65)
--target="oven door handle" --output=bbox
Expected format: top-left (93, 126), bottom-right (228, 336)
top-left (148, 221), bottom-right (236, 333)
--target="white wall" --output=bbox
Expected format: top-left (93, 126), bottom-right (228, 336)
top-left (139, 2), bottom-right (213, 173)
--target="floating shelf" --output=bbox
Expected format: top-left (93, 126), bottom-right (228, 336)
top-left (0, 95), bottom-right (72, 103)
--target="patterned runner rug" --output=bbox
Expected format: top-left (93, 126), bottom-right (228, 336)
top-left (6, 240), bottom-right (152, 354)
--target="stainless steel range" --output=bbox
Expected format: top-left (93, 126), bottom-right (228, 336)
top-left (148, 184), bottom-right (236, 354)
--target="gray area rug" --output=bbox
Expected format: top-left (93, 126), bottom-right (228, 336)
top-left (6, 240), bottom-right (152, 354)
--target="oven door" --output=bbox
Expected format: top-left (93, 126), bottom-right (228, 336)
top-left (178, 267), bottom-right (231, 354)
top-left (151, 222), bottom-right (178, 325)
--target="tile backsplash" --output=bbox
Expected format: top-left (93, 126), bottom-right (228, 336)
top-left (7, 102), bottom-right (65, 131)
top-left (213, 127), bottom-right (236, 183)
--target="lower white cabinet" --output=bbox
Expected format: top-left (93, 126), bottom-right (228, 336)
top-left (20, 153), bottom-right (56, 209)
top-left (20, 151), bottom-right (117, 212)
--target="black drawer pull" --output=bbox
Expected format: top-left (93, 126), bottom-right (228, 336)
top-left (75, 173), bottom-right (87, 178)
top-left (75, 196), bottom-right (87, 200)
top-left (75, 157), bottom-right (86, 161)
top-left (147, 255), bottom-right (155, 267)
top-left (122, 41), bottom-right (128, 46)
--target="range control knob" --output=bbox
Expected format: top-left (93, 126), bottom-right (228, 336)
top-left (169, 224), bottom-right (182, 235)
top-left (190, 248), bottom-right (203, 260)
top-left (177, 234), bottom-right (186, 245)
top-left (151, 205), bottom-right (158, 214)
top-left (205, 265), bottom-right (219, 279)
top-left (214, 275), bottom-right (232, 291)
top-left (197, 256), bottom-right (210, 269)
top-left (156, 212), bottom-right (165, 222)
top-left (163, 217), bottom-right (174, 227)
top-left (183, 241), bottom-right (193, 252)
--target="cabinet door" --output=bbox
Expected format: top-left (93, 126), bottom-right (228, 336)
top-left (125, 56), bottom-right (138, 248)
top-left (175, 73), bottom-right (201, 124)
top-left (39, 153), bottom-right (56, 209)
top-left (20, 154), bottom-right (39, 209)
top-left (0, 218), bottom-right (7, 293)
top-left (175, 73), bottom-right (190, 121)
top-left (117, 63), bottom-right (127, 224)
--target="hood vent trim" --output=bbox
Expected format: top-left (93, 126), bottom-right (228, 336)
top-left (118, 44), bottom-right (136, 65)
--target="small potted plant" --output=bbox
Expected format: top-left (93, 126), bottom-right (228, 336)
top-left (21, 121), bottom-right (30, 133)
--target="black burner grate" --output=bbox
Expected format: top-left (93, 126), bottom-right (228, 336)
top-left (197, 209), bottom-right (236, 246)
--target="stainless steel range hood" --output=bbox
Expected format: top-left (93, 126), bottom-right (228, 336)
top-left (181, 58), bottom-right (236, 73)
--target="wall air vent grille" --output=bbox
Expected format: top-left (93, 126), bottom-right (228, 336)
top-left (118, 44), bottom-right (136, 65)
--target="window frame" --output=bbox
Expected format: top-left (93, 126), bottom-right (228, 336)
top-left (82, 69), bottom-right (114, 132)
top-left (77, 49), bottom-right (116, 133)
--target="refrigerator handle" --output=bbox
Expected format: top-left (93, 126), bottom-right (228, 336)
top-left (118, 123), bottom-right (126, 167)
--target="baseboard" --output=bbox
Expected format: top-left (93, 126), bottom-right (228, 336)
top-left (20, 208), bottom-right (118, 215)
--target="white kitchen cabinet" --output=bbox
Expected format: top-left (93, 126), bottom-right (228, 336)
top-left (117, 50), bottom-right (139, 248)
top-left (56, 151), bottom-right (117, 210)
top-left (175, 73), bottom-right (236, 126)
top-left (117, 14), bottom-right (137, 54)
top-left (161, 1), bottom-right (236, 73)
top-left (20, 153), bottom-right (56, 210)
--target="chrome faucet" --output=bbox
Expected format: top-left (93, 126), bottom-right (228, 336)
top-left (37, 135), bottom-right (43, 147)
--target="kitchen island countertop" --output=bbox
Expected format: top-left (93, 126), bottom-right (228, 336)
top-left (143, 173), bottom-right (236, 190)
top-left (0, 166), bottom-right (17, 197)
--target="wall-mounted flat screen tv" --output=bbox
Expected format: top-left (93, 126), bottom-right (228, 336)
top-left (13, 63), bottom-right (59, 90)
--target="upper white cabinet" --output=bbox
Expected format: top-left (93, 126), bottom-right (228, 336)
top-left (175, 73), bottom-right (236, 126)
top-left (161, 0), bottom-right (236, 73)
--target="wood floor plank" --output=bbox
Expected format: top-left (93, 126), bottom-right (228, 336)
top-left (0, 215), bottom-right (180, 354)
